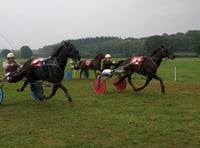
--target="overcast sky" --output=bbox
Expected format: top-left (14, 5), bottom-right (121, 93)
top-left (0, 0), bottom-right (199, 49)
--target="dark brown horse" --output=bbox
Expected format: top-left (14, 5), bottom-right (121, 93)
top-left (77, 53), bottom-right (105, 78)
top-left (114, 46), bottom-right (175, 93)
top-left (7, 41), bottom-right (81, 105)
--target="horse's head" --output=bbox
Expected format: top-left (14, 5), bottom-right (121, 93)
top-left (49, 41), bottom-right (81, 69)
top-left (160, 46), bottom-right (175, 59)
top-left (63, 41), bottom-right (81, 62)
top-left (151, 46), bottom-right (175, 60)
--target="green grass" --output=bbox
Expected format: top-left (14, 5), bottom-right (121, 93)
top-left (0, 58), bottom-right (200, 147)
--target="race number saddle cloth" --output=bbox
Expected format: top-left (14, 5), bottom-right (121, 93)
top-left (31, 58), bottom-right (46, 67)
top-left (31, 57), bottom-right (59, 72)
top-left (129, 56), bottom-right (143, 67)
top-left (84, 60), bottom-right (92, 67)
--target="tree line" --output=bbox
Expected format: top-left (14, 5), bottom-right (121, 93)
top-left (38, 30), bottom-right (200, 58)
top-left (0, 46), bottom-right (33, 59)
top-left (1, 30), bottom-right (200, 59)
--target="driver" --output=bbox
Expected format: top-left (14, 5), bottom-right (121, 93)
top-left (101, 54), bottom-right (115, 76)
top-left (2, 52), bottom-right (22, 77)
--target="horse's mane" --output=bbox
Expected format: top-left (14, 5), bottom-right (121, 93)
top-left (49, 41), bottom-right (76, 58)
top-left (94, 53), bottom-right (104, 60)
top-left (50, 44), bottom-right (65, 57)
top-left (150, 46), bottom-right (164, 56)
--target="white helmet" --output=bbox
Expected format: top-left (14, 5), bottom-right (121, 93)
top-left (105, 54), bottom-right (111, 58)
top-left (7, 52), bottom-right (15, 58)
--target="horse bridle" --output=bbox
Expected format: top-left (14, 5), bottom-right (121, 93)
top-left (69, 48), bottom-right (79, 58)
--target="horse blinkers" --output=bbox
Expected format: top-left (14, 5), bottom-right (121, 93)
top-left (70, 49), bottom-right (81, 62)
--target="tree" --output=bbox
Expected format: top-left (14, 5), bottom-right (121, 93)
top-left (187, 30), bottom-right (200, 55)
top-left (20, 46), bottom-right (33, 58)
top-left (1, 49), bottom-right (11, 58)
top-left (143, 35), bottom-right (170, 54)
top-left (192, 40), bottom-right (200, 55)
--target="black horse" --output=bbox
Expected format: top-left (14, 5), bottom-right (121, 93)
top-left (77, 53), bottom-right (105, 78)
top-left (114, 46), bottom-right (175, 93)
top-left (7, 41), bottom-right (81, 105)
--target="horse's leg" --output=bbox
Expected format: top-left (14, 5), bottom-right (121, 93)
top-left (45, 84), bottom-right (59, 100)
top-left (135, 76), bottom-right (152, 91)
top-left (17, 81), bottom-right (28, 92)
top-left (59, 83), bottom-right (73, 107)
top-left (94, 70), bottom-right (97, 78)
top-left (127, 74), bottom-right (137, 91)
top-left (152, 74), bottom-right (165, 93)
top-left (80, 70), bottom-right (83, 79)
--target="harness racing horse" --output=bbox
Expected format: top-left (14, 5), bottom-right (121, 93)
top-left (77, 53), bottom-right (105, 78)
top-left (114, 46), bottom-right (175, 93)
top-left (7, 41), bottom-right (81, 105)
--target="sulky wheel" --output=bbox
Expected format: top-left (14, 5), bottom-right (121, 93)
top-left (114, 76), bottom-right (127, 92)
top-left (0, 87), bottom-right (3, 104)
top-left (93, 79), bottom-right (106, 94)
top-left (30, 82), bottom-right (44, 101)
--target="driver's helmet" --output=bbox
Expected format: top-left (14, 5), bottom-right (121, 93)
top-left (7, 53), bottom-right (15, 58)
top-left (105, 54), bottom-right (111, 58)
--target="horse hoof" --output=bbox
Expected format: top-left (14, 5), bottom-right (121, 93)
top-left (42, 96), bottom-right (47, 100)
top-left (16, 89), bottom-right (22, 92)
top-left (69, 102), bottom-right (74, 107)
top-left (161, 88), bottom-right (165, 94)
top-left (38, 100), bottom-right (45, 104)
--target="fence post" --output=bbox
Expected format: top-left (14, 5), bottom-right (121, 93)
top-left (174, 66), bottom-right (176, 82)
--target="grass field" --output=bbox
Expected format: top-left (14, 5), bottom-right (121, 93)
top-left (0, 58), bottom-right (200, 147)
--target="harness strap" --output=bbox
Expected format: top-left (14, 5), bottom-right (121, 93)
top-left (150, 58), bottom-right (158, 69)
